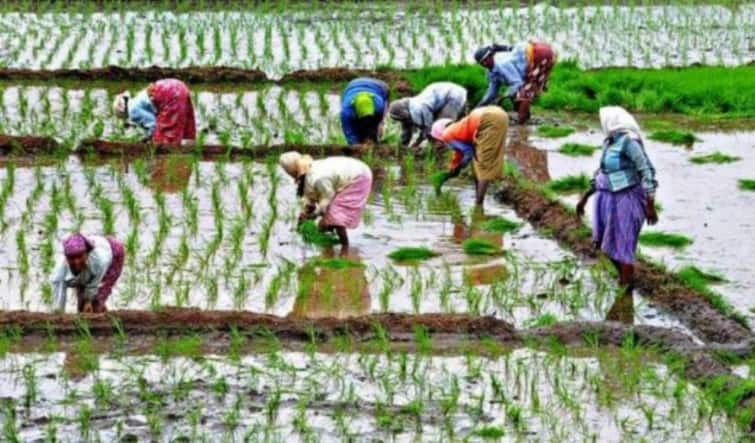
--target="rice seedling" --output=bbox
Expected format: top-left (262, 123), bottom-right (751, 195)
top-left (738, 179), bottom-right (755, 191)
top-left (558, 143), bottom-right (599, 156)
top-left (536, 125), bottom-right (575, 138)
top-left (298, 220), bottom-right (340, 247)
top-left (463, 239), bottom-right (502, 256)
top-left (649, 130), bottom-right (700, 146)
top-left (387, 247), bottom-right (439, 263)
top-left (639, 231), bottom-right (694, 249)
top-left (481, 216), bottom-right (523, 234)
top-left (689, 152), bottom-right (741, 165)
top-left (545, 174), bottom-right (591, 195)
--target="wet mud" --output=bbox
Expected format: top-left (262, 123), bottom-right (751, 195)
top-left (494, 178), bottom-right (752, 345)
top-left (0, 308), bottom-right (519, 341)
top-left (80, 139), bottom-right (400, 159)
top-left (0, 66), bottom-right (412, 93)
top-left (0, 65), bottom-right (267, 84)
top-left (0, 134), bottom-right (59, 155)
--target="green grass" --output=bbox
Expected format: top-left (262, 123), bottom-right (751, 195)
top-left (463, 239), bottom-right (502, 256)
top-left (480, 216), bottom-right (522, 234)
top-left (404, 62), bottom-right (755, 119)
top-left (308, 258), bottom-right (365, 269)
top-left (676, 266), bottom-right (747, 328)
top-left (558, 143), bottom-right (599, 156)
top-left (676, 266), bottom-right (727, 286)
top-left (297, 220), bottom-right (340, 247)
top-left (536, 125), bottom-right (575, 138)
top-left (649, 130), bottom-right (700, 146)
top-left (387, 247), bottom-right (440, 262)
top-left (639, 231), bottom-right (693, 249)
top-left (544, 174), bottom-right (591, 195)
top-left (738, 179), bottom-right (755, 191)
top-left (689, 152), bottom-right (741, 165)
top-left (473, 426), bottom-right (506, 439)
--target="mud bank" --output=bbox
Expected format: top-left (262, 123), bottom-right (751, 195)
top-left (79, 138), bottom-right (400, 159)
top-left (0, 66), bottom-right (412, 92)
top-left (0, 65), bottom-right (267, 83)
top-left (494, 179), bottom-right (752, 345)
top-left (0, 134), bottom-right (59, 155)
top-left (0, 309), bottom-right (518, 341)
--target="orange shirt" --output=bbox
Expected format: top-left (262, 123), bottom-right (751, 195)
top-left (440, 106), bottom-right (495, 144)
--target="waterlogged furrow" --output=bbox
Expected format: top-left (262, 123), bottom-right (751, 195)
top-left (0, 349), bottom-right (740, 441)
top-left (0, 84), bottom-right (343, 146)
top-left (0, 5), bottom-right (752, 75)
top-left (0, 154), bottom-right (686, 330)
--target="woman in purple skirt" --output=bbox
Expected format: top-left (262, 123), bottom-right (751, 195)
top-left (576, 106), bottom-right (658, 323)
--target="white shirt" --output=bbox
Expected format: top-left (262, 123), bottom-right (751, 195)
top-left (50, 236), bottom-right (113, 312)
top-left (302, 157), bottom-right (372, 215)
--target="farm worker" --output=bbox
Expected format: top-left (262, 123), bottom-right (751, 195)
top-left (430, 106), bottom-right (509, 205)
top-left (576, 107), bottom-right (659, 324)
top-left (388, 82), bottom-right (467, 148)
top-left (279, 152), bottom-right (373, 249)
top-left (340, 77), bottom-right (390, 145)
top-left (474, 41), bottom-right (555, 124)
top-left (51, 233), bottom-right (126, 314)
top-left (112, 78), bottom-right (197, 144)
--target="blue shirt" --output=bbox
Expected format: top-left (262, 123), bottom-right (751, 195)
top-left (127, 90), bottom-right (157, 138)
top-left (598, 133), bottom-right (658, 196)
top-left (477, 45), bottom-right (528, 107)
top-left (449, 140), bottom-right (475, 169)
top-left (340, 78), bottom-right (389, 145)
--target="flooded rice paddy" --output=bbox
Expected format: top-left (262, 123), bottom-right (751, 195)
top-left (0, 347), bottom-right (740, 442)
top-left (0, 5), bottom-right (752, 76)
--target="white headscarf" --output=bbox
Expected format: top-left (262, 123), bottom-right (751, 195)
top-left (599, 106), bottom-right (642, 141)
top-left (112, 91), bottom-right (131, 118)
top-left (279, 151), bottom-right (313, 179)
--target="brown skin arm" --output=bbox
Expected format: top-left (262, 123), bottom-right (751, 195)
top-left (645, 195), bottom-right (658, 225)
top-left (516, 100), bottom-right (531, 124)
top-left (576, 186), bottom-right (596, 219)
top-left (297, 203), bottom-right (317, 227)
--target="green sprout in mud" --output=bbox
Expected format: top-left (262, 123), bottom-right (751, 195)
top-left (649, 129), bottom-right (700, 146)
top-left (738, 179), bottom-right (755, 192)
top-left (639, 231), bottom-right (693, 249)
top-left (545, 174), bottom-right (591, 195)
top-left (463, 239), bottom-right (502, 256)
top-left (558, 143), bottom-right (599, 156)
top-left (690, 152), bottom-right (741, 165)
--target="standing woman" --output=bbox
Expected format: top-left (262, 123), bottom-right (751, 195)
top-left (430, 106), bottom-right (509, 205)
top-left (388, 81), bottom-right (467, 148)
top-left (576, 106), bottom-right (659, 323)
top-left (279, 152), bottom-right (373, 249)
top-left (340, 77), bottom-right (390, 145)
top-left (113, 78), bottom-right (197, 144)
top-left (51, 233), bottom-right (126, 313)
top-left (474, 41), bottom-right (555, 124)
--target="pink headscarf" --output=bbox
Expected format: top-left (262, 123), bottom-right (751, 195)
top-left (431, 118), bottom-right (452, 141)
top-left (63, 233), bottom-right (92, 257)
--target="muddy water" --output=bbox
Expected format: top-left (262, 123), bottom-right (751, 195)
top-left (0, 349), bottom-right (740, 442)
top-left (0, 5), bottom-right (752, 75)
top-left (0, 84), bottom-right (343, 146)
top-left (513, 127), bottom-right (755, 323)
top-left (0, 155), bottom-right (693, 333)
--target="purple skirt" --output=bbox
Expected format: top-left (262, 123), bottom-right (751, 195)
top-left (592, 173), bottom-right (646, 265)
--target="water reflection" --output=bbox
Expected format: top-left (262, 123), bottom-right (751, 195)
top-left (290, 249), bottom-right (370, 319)
top-left (143, 155), bottom-right (193, 194)
top-left (507, 128), bottom-right (551, 183)
top-left (606, 293), bottom-right (634, 325)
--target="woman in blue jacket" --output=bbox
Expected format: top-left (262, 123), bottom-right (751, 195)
top-left (474, 41), bottom-right (555, 124)
top-left (340, 78), bottom-right (389, 145)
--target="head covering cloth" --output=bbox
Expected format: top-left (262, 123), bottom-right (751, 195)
top-left (279, 151), bottom-right (314, 179)
top-left (431, 118), bottom-right (453, 141)
top-left (599, 106), bottom-right (642, 141)
top-left (63, 233), bottom-right (93, 257)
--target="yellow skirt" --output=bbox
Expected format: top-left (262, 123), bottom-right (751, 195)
top-left (473, 107), bottom-right (509, 181)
